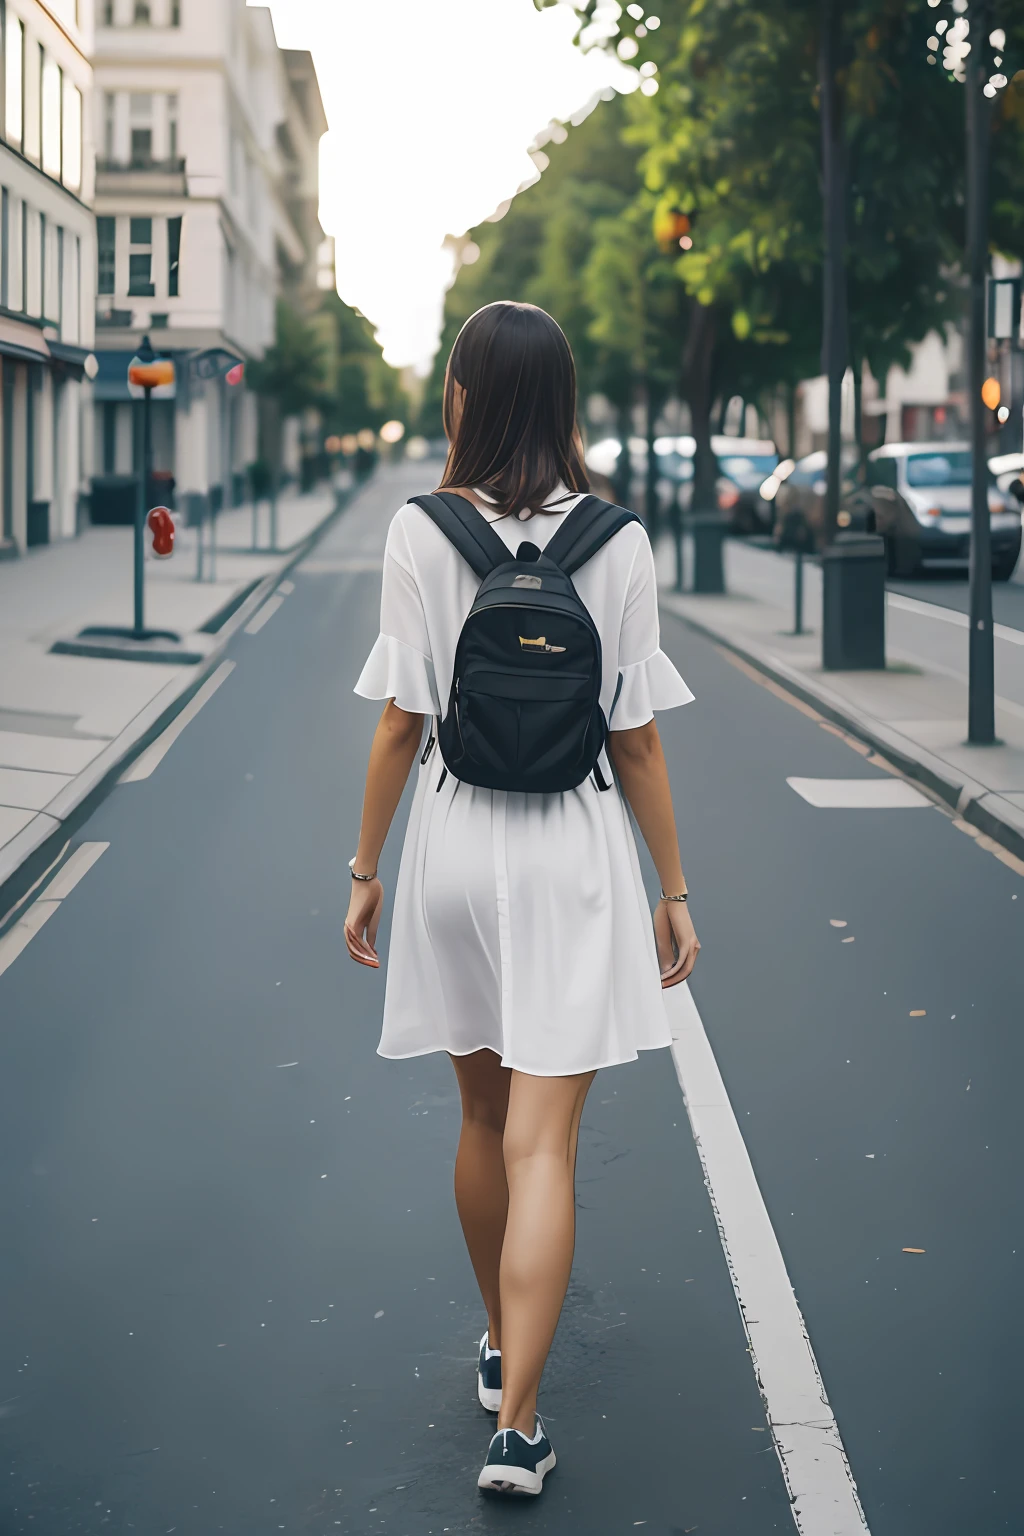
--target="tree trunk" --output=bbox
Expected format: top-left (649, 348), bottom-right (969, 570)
top-left (683, 301), bottom-right (718, 515)
top-left (644, 377), bottom-right (665, 541)
top-left (613, 400), bottom-right (633, 507)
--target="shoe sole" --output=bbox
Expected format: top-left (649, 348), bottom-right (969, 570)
top-left (477, 1450), bottom-right (556, 1496)
top-left (477, 1375), bottom-right (502, 1413)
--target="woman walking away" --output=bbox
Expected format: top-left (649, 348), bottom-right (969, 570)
top-left (345, 301), bottom-right (699, 1497)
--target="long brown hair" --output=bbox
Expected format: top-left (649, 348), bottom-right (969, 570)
top-left (438, 301), bottom-right (589, 519)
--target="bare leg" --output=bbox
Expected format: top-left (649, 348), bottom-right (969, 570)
top-left (497, 1069), bottom-right (596, 1435)
top-left (449, 1050), bottom-right (512, 1350)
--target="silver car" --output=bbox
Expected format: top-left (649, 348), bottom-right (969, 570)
top-left (865, 442), bottom-right (1022, 580)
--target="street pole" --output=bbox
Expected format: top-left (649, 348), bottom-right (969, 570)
top-left (133, 384), bottom-right (153, 638)
top-left (965, 5), bottom-right (995, 745)
top-left (819, 0), bottom-right (847, 551)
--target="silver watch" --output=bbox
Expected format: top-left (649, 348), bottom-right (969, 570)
top-left (349, 856), bottom-right (377, 882)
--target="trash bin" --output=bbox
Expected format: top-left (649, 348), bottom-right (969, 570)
top-left (690, 513), bottom-right (726, 594)
top-left (822, 532), bottom-right (886, 670)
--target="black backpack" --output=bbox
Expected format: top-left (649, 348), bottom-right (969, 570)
top-left (409, 491), bottom-right (640, 795)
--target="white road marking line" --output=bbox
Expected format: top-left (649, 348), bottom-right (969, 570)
top-left (887, 591), bottom-right (1024, 646)
top-left (244, 593), bottom-right (286, 635)
top-left (120, 662), bottom-right (235, 783)
top-left (0, 839), bottom-right (69, 931)
top-left (667, 984), bottom-right (869, 1534)
top-left (787, 776), bottom-right (931, 809)
top-left (277, 579), bottom-right (295, 595)
top-left (0, 900), bottom-right (61, 979)
top-left (44, 842), bottom-right (110, 901)
top-left (0, 843), bottom-right (112, 982)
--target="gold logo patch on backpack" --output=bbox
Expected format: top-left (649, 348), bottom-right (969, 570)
top-left (519, 635), bottom-right (566, 654)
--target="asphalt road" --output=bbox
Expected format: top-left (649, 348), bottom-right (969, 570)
top-left (0, 465), bottom-right (1021, 1536)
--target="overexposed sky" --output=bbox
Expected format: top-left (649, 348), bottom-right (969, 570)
top-left (253, 0), bottom-right (631, 371)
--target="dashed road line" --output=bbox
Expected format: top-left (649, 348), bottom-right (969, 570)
top-left (787, 777), bottom-right (931, 809)
top-left (120, 661), bottom-right (236, 783)
top-left (0, 842), bottom-right (109, 981)
top-left (244, 593), bottom-right (287, 635)
top-left (667, 983), bottom-right (869, 1535)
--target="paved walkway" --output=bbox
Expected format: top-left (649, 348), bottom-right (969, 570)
top-left (0, 482), bottom-right (344, 882)
top-left (657, 537), bottom-right (1024, 859)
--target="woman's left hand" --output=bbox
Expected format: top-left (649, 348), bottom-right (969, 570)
top-left (345, 878), bottom-right (384, 969)
top-left (654, 899), bottom-right (700, 988)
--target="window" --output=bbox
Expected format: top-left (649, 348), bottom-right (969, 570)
top-left (8, 195), bottom-right (22, 310)
top-left (134, 1), bottom-right (151, 20)
top-left (23, 38), bottom-right (42, 165)
top-left (167, 214), bottom-right (181, 296)
top-left (42, 57), bottom-right (62, 180)
top-left (97, 216), bottom-right (116, 295)
top-left (171, 1), bottom-right (181, 22)
top-left (63, 82), bottom-right (83, 191)
top-left (5, 15), bottom-right (23, 149)
top-left (128, 218), bottom-right (154, 296)
top-left (168, 94), bottom-right (179, 160)
top-left (102, 1), bottom-right (113, 22)
top-left (129, 93), bottom-right (152, 164)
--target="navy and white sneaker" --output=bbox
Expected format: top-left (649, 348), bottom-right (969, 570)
top-left (477, 1331), bottom-right (502, 1413)
top-left (477, 1415), bottom-right (556, 1496)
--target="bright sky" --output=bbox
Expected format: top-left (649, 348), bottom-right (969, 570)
top-left (252, 0), bottom-right (631, 372)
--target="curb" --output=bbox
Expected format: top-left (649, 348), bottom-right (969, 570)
top-left (660, 591), bottom-right (1024, 866)
top-left (0, 479), bottom-right (362, 905)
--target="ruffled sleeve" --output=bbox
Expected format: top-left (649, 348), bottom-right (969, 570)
top-left (610, 530), bottom-right (694, 730)
top-left (353, 510), bottom-right (438, 716)
top-left (354, 634), bottom-right (439, 715)
top-left (612, 648), bottom-right (695, 731)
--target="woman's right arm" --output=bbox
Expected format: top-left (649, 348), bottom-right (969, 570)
top-left (607, 721), bottom-right (700, 986)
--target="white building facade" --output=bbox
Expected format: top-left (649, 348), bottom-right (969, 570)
top-left (0, 0), bottom-right (96, 557)
top-left (92, 0), bottom-right (324, 524)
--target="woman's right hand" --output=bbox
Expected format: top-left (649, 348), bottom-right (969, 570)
top-left (345, 878), bottom-right (384, 969)
top-left (654, 899), bottom-right (701, 988)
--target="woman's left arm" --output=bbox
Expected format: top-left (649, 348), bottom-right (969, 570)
top-left (345, 701), bottom-right (425, 968)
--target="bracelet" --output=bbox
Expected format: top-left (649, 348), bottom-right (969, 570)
top-left (660, 889), bottom-right (688, 903)
top-left (349, 856), bottom-right (378, 882)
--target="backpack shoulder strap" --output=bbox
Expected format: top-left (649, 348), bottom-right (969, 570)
top-left (409, 492), bottom-right (511, 580)
top-left (542, 494), bottom-right (642, 577)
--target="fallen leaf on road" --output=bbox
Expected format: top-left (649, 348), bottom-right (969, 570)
top-left (909, 1010), bottom-right (926, 1017)
top-left (842, 936), bottom-right (855, 943)
top-left (830, 919), bottom-right (847, 928)
top-left (902, 1247), bottom-right (926, 1254)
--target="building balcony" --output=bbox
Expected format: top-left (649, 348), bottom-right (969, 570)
top-left (95, 157), bottom-right (188, 196)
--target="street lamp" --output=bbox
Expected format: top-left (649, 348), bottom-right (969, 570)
top-left (925, 0), bottom-right (1015, 744)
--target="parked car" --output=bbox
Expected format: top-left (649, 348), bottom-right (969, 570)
top-left (585, 433), bottom-right (779, 533)
top-left (772, 442), bottom-right (1023, 581)
top-left (770, 447), bottom-right (863, 551)
top-left (864, 443), bottom-right (1021, 580)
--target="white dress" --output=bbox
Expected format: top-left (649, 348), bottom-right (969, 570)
top-left (354, 489), bottom-right (694, 1076)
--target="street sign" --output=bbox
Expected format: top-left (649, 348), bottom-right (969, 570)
top-left (193, 347), bottom-right (244, 381)
top-left (987, 276), bottom-right (1022, 341)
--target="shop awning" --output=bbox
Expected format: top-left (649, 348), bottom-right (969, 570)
top-left (0, 315), bottom-right (51, 365)
top-left (48, 340), bottom-right (94, 379)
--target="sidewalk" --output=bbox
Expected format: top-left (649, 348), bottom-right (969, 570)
top-left (0, 480), bottom-right (347, 890)
top-left (657, 536), bottom-right (1024, 861)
